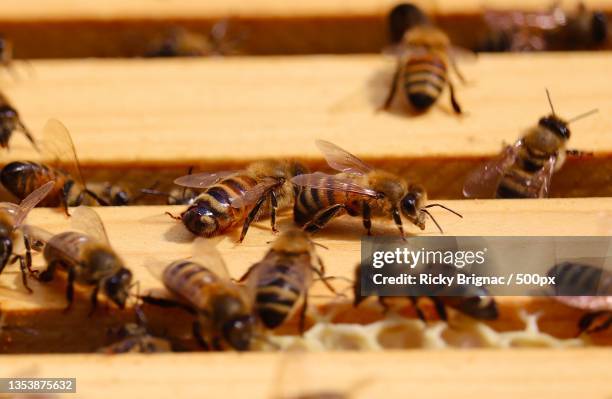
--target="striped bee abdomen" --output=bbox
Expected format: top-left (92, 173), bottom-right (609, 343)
top-left (162, 260), bottom-right (220, 309)
top-left (293, 175), bottom-right (355, 226)
top-left (181, 174), bottom-right (258, 237)
top-left (254, 264), bottom-right (303, 329)
top-left (403, 53), bottom-right (447, 110)
top-left (44, 231), bottom-right (92, 269)
top-left (0, 161), bottom-right (66, 206)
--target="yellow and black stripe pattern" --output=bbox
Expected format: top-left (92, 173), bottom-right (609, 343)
top-left (496, 145), bottom-right (552, 198)
top-left (403, 53), bottom-right (448, 111)
top-left (181, 174), bottom-right (258, 237)
top-left (293, 175), bottom-right (359, 226)
top-left (162, 259), bottom-right (222, 309)
top-left (0, 161), bottom-right (68, 206)
top-left (254, 261), bottom-right (303, 329)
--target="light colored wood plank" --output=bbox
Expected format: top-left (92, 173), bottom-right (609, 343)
top-left (2, 54), bottom-right (610, 197)
top-left (1, 350), bottom-right (611, 399)
top-left (0, 199), bottom-right (611, 352)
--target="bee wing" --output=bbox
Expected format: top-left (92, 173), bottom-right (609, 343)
top-left (21, 224), bottom-right (54, 245)
top-left (70, 206), bottom-right (110, 245)
top-left (291, 172), bottom-right (379, 198)
top-left (173, 170), bottom-right (236, 189)
top-left (11, 181), bottom-right (55, 227)
top-left (191, 237), bottom-right (231, 280)
top-left (462, 142), bottom-right (521, 199)
top-left (315, 140), bottom-right (373, 175)
top-left (529, 155), bottom-right (556, 198)
top-left (42, 118), bottom-right (86, 187)
top-left (229, 178), bottom-right (279, 209)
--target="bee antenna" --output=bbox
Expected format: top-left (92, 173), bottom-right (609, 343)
top-left (545, 88), bottom-right (556, 115)
top-left (568, 108), bottom-right (598, 124)
top-left (424, 203), bottom-right (463, 218)
top-left (421, 209), bottom-right (444, 234)
top-left (312, 241), bottom-right (329, 250)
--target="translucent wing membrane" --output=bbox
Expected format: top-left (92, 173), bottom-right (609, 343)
top-left (462, 142), bottom-right (521, 199)
top-left (21, 224), bottom-right (54, 245)
top-left (191, 237), bottom-right (231, 280)
top-left (12, 181), bottom-right (55, 227)
top-left (291, 172), bottom-right (379, 198)
top-left (173, 171), bottom-right (236, 189)
top-left (315, 140), bottom-right (373, 175)
top-left (71, 206), bottom-right (110, 245)
top-left (230, 178), bottom-right (279, 209)
top-left (42, 119), bottom-right (86, 187)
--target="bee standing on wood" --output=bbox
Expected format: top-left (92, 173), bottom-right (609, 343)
top-left (170, 160), bottom-right (308, 242)
top-left (381, 13), bottom-right (467, 114)
top-left (239, 229), bottom-right (337, 332)
top-left (547, 262), bottom-right (612, 334)
top-left (0, 119), bottom-right (130, 214)
top-left (292, 140), bottom-right (461, 239)
top-left (24, 206), bottom-right (133, 314)
top-left (463, 90), bottom-right (597, 199)
top-left (0, 91), bottom-right (37, 150)
top-left (354, 263), bottom-right (498, 321)
top-left (141, 239), bottom-right (257, 351)
top-left (0, 181), bottom-right (54, 292)
top-left (480, 3), bottom-right (608, 52)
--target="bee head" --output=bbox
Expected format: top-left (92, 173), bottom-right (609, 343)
top-left (388, 3), bottom-right (429, 43)
top-left (111, 189), bottom-right (130, 206)
top-left (0, 236), bottom-right (12, 271)
top-left (212, 295), bottom-right (254, 351)
top-left (591, 11), bottom-right (608, 44)
top-left (101, 264), bottom-right (132, 309)
top-left (399, 184), bottom-right (427, 229)
top-left (181, 206), bottom-right (216, 237)
top-left (539, 115), bottom-right (570, 140)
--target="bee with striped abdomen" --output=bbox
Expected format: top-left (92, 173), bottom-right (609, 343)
top-left (239, 228), bottom-right (337, 332)
top-left (381, 20), bottom-right (466, 114)
top-left (0, 181), bottom-right (54, 292)
top-left (1, 119), bottom-right (129, 214)
top-left (141, 239), bottom-right (257, 351)
top-left (547, 262), bottom-right (612, 334)
top-left (170, 160), bottom-right (308, 242)
top-left (25, 206), bottom-right (133, 313)
top-left (354, 262), bottom-right (498, 321)
top-left (0, 90), bottom-right (37, 150)
top-left (463, 90), bottom-right (597, 199)
top-left (292, 140), bottom-right (461, 239)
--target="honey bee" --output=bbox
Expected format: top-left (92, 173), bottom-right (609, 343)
top-left (0, 91), bottom-right (37, 151)
top-left (387, 3), bottom-right (430, 44)
top-left (25, 206), bottom-right (133, 313)
top-left (463, 90), bottom-right (597, 199)
top-left (354, 262), bottom-right (498, 321)
top-left (547, 262), bottom-right (612, 334)
top-left (0, 119), bottom-right (129, 214)
top-left (239, 229), bottom-right (336, 332)
top-left (0, 181), bottom-right (54, 292)
top-left (480, 3), bottom-right (608, 52)
top-left (381, 18), bottom-right (466, 114)
top-left (98, 305), bottom-right (171, 354)
top-left (139, 168), bottom-right (200, 205)
top-left (170, 160), bottom-right (308, 242)
top-left (145, 21), bottom-right (241, 57)
top-left (141, 239), bottom-right (256, 351)
top-left (292, 140), bottom-right (461, 239)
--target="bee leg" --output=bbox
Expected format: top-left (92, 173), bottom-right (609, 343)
top-left (192, 320), bottom-right (210, 350)
top-left (16, 120), bottom-right (39, 152)
top-left (310, 265), bottom-right (338, 295)
top-left (448, 81), bottom-right (463, 115)
top-left (22, 235), bottom-right (37, 276)
top-left (139, 295), bottom-right (197, 315)
top-left (391, 207), bottom-right (406, 241)
top-left (449, 57), bottom-right (467, 84)
top-left (362, 201), bottom-right (372, 235)
top-left (64, 268), bottom-right (76, 313)
top-left (303, 204), bottom-right (346, 234)
top-left (409, 296), bottom-right (426, 321)
top-left (269, 191), bottom-right (279, 233)
top-left (38, 260), bottom-right (60, 282)
top-left (238, 194), bottom-right (268, 243)
top-left (12, 255), bottom-right (33, 293)
top-left (61, 184), bottom-right (72, 216)
top-left (566, 149), bottom-right (594, 157)
top-left (578, 311), bottom-right (612, 334)
top-left (298, 292), bottom-right (309, 335)
top-left (88, 284), bottom-right (100, 317)
top-left (380, 59), bottom-right (401, 111)
top-left (429, 296), bottom-right (448, 321)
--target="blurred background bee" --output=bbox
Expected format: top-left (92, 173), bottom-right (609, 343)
top-left (139, 167), bottom-right (200, 206)
top-left (0, 91), bottom-right (37, 151)
top-left (292, 140), bottom-right (461, 239)
top-left (145, 21), bottom-right (243, 58)
top-left (24, 206), bottom-right (133, 313)
top-left (98, 304), bottom-right (171, 354)
top-left (354, 262), bottom-right (498, 321)
top-left (547, 262), bottom-right (612, 334)
top-left (463, 90), bottom-right (597, 199)
top-left (239, 229), bottom-right (337, 332)
top-left (0, 119), bottom-right (134, 214)
top-left (479, 3), bottom-right (608, 52)
top-left (381, 4), bottom-right (467, 115)
top-left (170, 160), bottom-right (308, 242)
top-left (141, 239), bottom-right (257, 351)
top-left (0, 181), bottom-right (53, 292)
